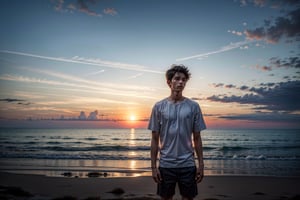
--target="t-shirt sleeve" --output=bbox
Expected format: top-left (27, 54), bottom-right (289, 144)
top-left (193, 104), bottom-right (206, 132)
top-left (148, 104), bottom-right (160, 132)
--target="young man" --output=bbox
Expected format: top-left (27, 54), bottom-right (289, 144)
top-left (148, 64), bottom-right (206, 200)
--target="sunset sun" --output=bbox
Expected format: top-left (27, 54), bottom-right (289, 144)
top-left (129, 115), bottom-right (136, 121)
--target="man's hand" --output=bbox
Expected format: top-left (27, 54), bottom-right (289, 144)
top-left (152, 168), bottom-right (162, 183)
top-left (195, 166), bottom-right (204, 183)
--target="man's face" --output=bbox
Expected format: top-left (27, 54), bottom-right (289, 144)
top-left (167, 72), bottom-right (187, 92)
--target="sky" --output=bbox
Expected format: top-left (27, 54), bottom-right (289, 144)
top-left (0, 0), bottom-right (299, 129)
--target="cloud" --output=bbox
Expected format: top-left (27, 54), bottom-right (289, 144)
top-left (191, 97), bottom-right (204, 101)
top-left (0, 98), bottom-right (25, 103)
top-left (78, 111), bottom-right (87, 120)
top-left (0, 50), bottom-right (163, 74)
top-left (176, 40), bottom-right (253, 61)
top-left (239, 0), bottom-right (269, 7)
top-left (225, 84), bottom-right (235, 89)
top-left (228, 30), bottom-right (243, 36)
top-left (239, 0), bottom-right (299, 8)
top-left (219, 111), bottom-right (300, 123)
top-left (52, 0), bottom-right (118, 17)
top-left (122, 73), bottom-right (143, 80)
top-left (255, 64), bottom-right (273, 71)
top-left (78, 110), bottom-right (99, 120)
top-left (207, 80), bottom-right (300, 112)
top-left (53, 0), bottom-right (101, 17)
top-left (244, 7), bottom-right (300, 43)
top-left (103, 8), bottom-right (117, 16)
top-left (85, 69), bottom-right (105, 76)
top-left (212, 83), bottom-right (238, 89)
top-left (88, 110), bottom-right (98, 120)
top-left (0, 73), bottom-right (156, 101)
top-left (270, 56), bottom-right (300, 69)
top-left (77, 0), bottom-right (101, 17)
top-left (212, 83), bottom-right (224, 88)
top-left (53, 0), bottom-right (64, 11)
top-left (253, 0), bottom-right (267, 7)
top-left (0, 98), bottom-right (31, 106)
top-left (22, 67), bottom-right (155, 93)
top-left (254, 56), bottom-right (300, 71)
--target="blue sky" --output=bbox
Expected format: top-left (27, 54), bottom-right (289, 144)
top-left (0, 0), bottom-right (299, 128)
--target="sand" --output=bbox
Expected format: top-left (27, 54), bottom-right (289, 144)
top-left (0, 172), bottom-right (299, 200)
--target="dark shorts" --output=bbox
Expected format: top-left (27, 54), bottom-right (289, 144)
top-left (157, 166), bottom-right (198, 198)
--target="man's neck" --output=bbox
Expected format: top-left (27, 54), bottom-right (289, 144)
top-left (169, 91), bottom-right (184, 103)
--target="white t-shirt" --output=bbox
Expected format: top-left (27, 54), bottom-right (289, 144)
top-left (148, 98), bottom-right (206, 168)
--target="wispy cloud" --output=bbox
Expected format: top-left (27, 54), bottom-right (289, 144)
top-left (122, 73), bottom-right (144, 81)
top-left (219, 112), bottom-right (300, 123)
top-left (85, 69), bottom-right (105, 76)
top-left (53, 0), bottom-right (101, 17)
top-left (0, 98), bottom-right (25, 103)
top-left (52, 0), bottom-right (118, 17)
top-left (176, 40), bottom-right (253, 61)
top-left (23, 67), bottom-right (154, 92)
top-left (0, 71), bottom-right (156, 100)
top-left (11, 89), bottom-right (138, 110)
top-left (0, 98), bottom-right (31, 106)
top-left (0, 50), bottom-right (163, 74)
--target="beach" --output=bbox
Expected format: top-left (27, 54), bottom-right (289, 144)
top-left (0, 172), bottom-right (299, 200)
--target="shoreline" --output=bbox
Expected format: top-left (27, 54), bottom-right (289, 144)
top-left (1, 158), bottom-right (300, 178)
top-left (1, 172), bottom-right (300, 200)
top-left (2, 169), bottom-right (300, 179)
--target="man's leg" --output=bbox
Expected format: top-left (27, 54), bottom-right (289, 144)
top-left (178, 167), bottom-right (198, 200)
top-left (157, 167), bottom-right (177, 200)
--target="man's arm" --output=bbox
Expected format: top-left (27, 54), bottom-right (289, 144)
top-left (151, 131), bottom-right (161, 183)
top-left (193, 131), bottom-right (204, 183)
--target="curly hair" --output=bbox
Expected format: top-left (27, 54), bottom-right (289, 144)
top-left (165, 64), bottom-right (191, 81)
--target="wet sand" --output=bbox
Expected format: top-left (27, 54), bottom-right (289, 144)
top-left (0, 172), bottom-right (299, 200)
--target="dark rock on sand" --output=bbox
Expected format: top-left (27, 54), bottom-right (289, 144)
top-left (61, 172), bottom-right (73, 177)
top-left (108, 187), bottom-right (125, 195)
top-left (87, 172), bottom-right (108, 177)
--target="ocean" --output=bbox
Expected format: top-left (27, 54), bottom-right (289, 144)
top-left (0, 128), bottom-right (299, 178)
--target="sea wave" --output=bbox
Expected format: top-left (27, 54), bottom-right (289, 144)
top-left (1, 151), bottom-right (299, 161)
top-left (38, 145), bottom-right (150, 152)
top-left (1, 128), bottom-right (300, 163)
